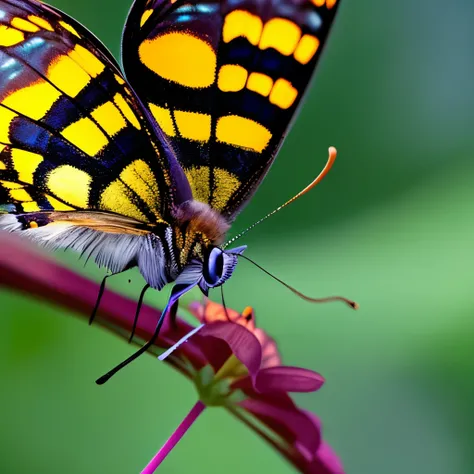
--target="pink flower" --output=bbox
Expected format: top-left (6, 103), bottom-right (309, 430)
top-left (0, 232), bottom-right (344, 473)
top-left (184, 304), bottom-right (342, 474)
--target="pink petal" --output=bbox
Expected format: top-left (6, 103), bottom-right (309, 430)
top-left (231, 377), bottom-right (296, 402)
top-left (295, 441), bottom-right (345, 474)
top-left (230, 401), bottom-right (344, 474)
top-left (193, 334), bottom-right (232, 372)
top-left (255, 366), bottom-right (325, 393)
top-left (299, 411), bottom-right (346, 474)
top-left (252, 328), bottom-right (282, 368)
top-left (189, 301), bottom-right (285, 376)
top-left (232, 366), bottom-right (324, 394)
top-left (197, 321), bottom-right (262, 378)
top-left (309, 442), bottom-right (345, 474)
top-left (232, 366), bottom-right (324, 393)
top-left (240, 398), bottom-right (321, 455)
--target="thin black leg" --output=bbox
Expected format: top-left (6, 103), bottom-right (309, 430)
top-left (129, 284), bottom-right (150, 343)
top-left (95, 282), bottom-right (197, 385)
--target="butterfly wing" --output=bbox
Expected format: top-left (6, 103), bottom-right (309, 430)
top-left (0, 0), bottom-right (192, 222)
top-left (0, 0), bottom-right (192, 286)
top-left (122, 0), bottom-right (341, 221)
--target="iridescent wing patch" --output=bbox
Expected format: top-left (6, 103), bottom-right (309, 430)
top-left (122, 0), bottom-right (341, 220)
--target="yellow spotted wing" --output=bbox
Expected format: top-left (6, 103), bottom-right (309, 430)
top-left (0, 0), bottom-right (191, 229)
top-left (122, 0), bottom-right (341, 220)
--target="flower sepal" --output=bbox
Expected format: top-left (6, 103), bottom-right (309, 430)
top-left (194, 362), bottom-right (246, 407)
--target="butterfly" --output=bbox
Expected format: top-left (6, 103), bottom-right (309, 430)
top-left (0, 0), bottom-right (352, 382)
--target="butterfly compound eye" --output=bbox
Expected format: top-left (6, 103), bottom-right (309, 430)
top-left (203, 247), bottom-right (224, 286)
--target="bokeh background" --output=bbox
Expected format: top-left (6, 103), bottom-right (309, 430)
top-left (2, 0), bottom-right (474, 472)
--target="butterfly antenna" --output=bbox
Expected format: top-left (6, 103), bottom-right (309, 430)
top-left (129, 284), bottom-right (150, 343)
top-left (237, 253), bottom-right (359, 310)
top-left (224, 147), bottom-right (337, 248)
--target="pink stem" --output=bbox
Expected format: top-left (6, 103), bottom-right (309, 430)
top-left (141, 400), bottom-right (206, 474)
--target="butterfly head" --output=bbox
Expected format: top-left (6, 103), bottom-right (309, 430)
top-left (201, 245), bottom-right (246, 290)
top-left (169, 200), bottom-right (245, 293)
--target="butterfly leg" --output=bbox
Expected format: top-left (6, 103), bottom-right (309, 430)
top-left (128, 284), bottom-right (150, 343)
top-left (89, 273), bottom-right (113, 326)
top-left (220, 286), bottom-right (231, 321)
top-left (96, 282), bottom-right (197, 384)
top-left (169, 297), bottom-right (180, 331)
top-left (90, 264), bottom-right (138, 326)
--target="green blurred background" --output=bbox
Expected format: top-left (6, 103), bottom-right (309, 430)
top-left (2, 0), bottom-right (474, 472)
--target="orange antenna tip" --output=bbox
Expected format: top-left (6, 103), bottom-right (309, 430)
top-left (276, 145), bottom-right (339, 210)
top-left (348, 300), bottom-right (359, 310)
top-left (304, 145), bottom-right (337, 193)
